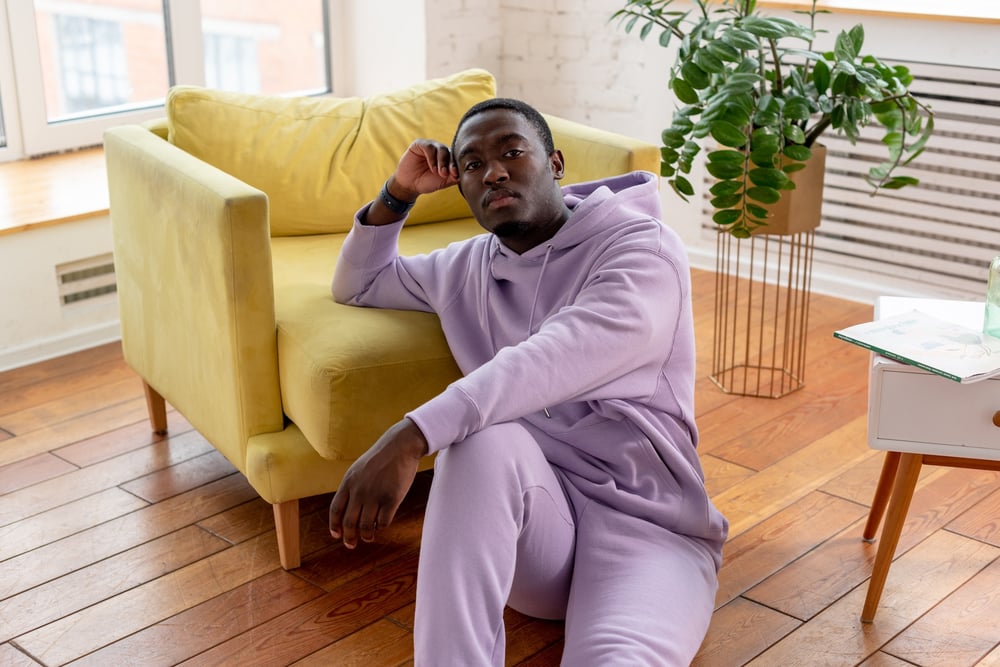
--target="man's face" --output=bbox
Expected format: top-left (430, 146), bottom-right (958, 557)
top-left (452, 109), bottom-right (567, 253)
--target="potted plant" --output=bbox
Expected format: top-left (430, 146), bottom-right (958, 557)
top-left (612, 0), bottom-right (934, 238)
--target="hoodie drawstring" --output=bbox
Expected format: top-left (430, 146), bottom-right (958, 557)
top-left (528, 244), bottom-right (554, 418)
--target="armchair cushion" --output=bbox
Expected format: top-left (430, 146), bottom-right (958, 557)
top-left (166, 68), bottom-right (496, 236)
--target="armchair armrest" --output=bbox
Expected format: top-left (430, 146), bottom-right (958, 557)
top-left (104, 125), bottom-right (283, 467)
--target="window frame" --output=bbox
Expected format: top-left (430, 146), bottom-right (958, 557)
top-left (0, 0), bottom-right (334, 160)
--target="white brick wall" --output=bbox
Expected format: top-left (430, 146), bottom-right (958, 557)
top-left (425, 0), bottom-right (705, 244)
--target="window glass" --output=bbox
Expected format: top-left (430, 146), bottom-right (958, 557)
top-left (200, 0), bottom-right (329, 95)
top-left (34, 0), bottom-right (169, 122)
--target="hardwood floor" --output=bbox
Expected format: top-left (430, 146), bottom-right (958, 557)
top-left (2, 269), bottom-right (999, 666)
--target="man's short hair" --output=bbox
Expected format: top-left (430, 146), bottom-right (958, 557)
top-left (452, 98), bottom-right (556, 156)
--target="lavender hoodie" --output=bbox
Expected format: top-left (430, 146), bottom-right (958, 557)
top-left (333, 171), bottom-right (728, 556)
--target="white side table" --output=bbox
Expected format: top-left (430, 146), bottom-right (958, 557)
top-left (862, 297), bottom-right (1000, 622)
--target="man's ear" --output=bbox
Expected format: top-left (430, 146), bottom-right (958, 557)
top-left (550, 149), bottom-right (566, 180)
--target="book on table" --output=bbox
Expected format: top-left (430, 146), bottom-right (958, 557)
top-left (834, 309), bottom-right (1000, 384)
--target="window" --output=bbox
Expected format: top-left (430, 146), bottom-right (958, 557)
top-left (54, 16), bottom-right (131, 117)
top-left (0, 1), bottom-right (332, 160)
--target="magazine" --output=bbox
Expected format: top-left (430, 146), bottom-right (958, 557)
top-left (833, 309), bottom-right (1000, 384)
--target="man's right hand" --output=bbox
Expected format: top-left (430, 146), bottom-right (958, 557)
top-left (393, 139), bottom-right (460, 198)
top-left (365, 140), bottom-right (459, 226)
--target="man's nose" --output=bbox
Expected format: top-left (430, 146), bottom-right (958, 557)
top-left (484, 160), bottom-right (508, 185)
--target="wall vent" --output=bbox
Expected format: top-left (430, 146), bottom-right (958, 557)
top-left (56, 253), bottom-right (117, 305)
top-left (702, 59), bottom-right (1000, 299)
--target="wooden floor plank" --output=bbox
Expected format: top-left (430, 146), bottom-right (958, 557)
top-left (0, 486), bottom-right (148, 561)
top-left (289, 619), bottom-right (413, 667)
top-left (0, 363), bottom-right (139, 429)
top-left (0, 451), bottom-right (77, 495)
top-left (0, 473), bottom-right (255, 601)
top-left (884, 557), bottom-right (1000, 666)
top-left (692, 597), bottom-right (800, 667)
top-left (70, 570), bottom-right (326, 667)
top-left (747, 531), bottom-right (1000, 666)
top-left (860, 651), bottom-right (925, 666)
top-left (709, 415), bottom-right (875, 538)
top-left (120, 449), bottom-right (238, 503)
top-left (715, 491), bottom-right (869, 609)
top-left (0, 643), bottom-right (39, 667)
top-left (975, 644), bottom-right (1000, 666)
top-left (0, 396), bottom-right (150, 468)
top-left (946, 486), bottom-right (1000, 548)
top-left (0, 341), bottom-right (122, 394)
top-left (53, 410), bottom-right (192, 467)
top-left (700, 454), bottom-right (755, 497)
top-left (0, 525), bottom-right (229, 644)
top-left (174, 550), bottom-right (420, 667)
top-left (746, 466), bottom-right (1000, 620)
top-left (504, 608), bottom-right (564, 665)
top-left (0, 430), bottom-right (213, 526)
top-left (14, 530), bottom-right (286, 665)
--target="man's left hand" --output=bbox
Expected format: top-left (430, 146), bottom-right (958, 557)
top-left (329, 418), bottom-right (429, 549)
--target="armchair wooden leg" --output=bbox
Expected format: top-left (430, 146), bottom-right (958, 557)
top-left (142, 381), bottom-right (168, 435)
top-left (862, 453), bottom-right (923, 623)
top-left (863, 451), bottom-right (901, 542)
top-left (273, 500), bottom-right (301, 570)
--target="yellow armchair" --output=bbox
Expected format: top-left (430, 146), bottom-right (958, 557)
top-left (104, 70), bottom-right (659, 568)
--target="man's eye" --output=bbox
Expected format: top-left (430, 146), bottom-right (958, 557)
top-left (464, 161), bottom-right (481, 171)
top-left (505, 149), bottom-right (523, 158)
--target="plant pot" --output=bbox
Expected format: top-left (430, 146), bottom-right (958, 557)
top-left (750, 144), bottom-right (826, 237)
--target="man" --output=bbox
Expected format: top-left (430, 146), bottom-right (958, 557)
top-left (328, 98), bottom-right (728, 666)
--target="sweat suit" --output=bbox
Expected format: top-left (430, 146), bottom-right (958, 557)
top-left (333, 171), bottom-right (729, 666)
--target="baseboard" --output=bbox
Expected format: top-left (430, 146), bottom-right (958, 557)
top-left (0, 320), bottom-right (122, 372)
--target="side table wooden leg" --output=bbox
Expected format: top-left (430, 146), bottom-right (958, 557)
top-left (862, 452), bottom-right (922, 623)
top-left (863, 451), bottom-right (901, 542)
top-left (142, 380), bottom-right (168, 436)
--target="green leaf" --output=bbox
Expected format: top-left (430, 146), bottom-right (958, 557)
top-left (661, 128), bottom-right (686, 149)
top-left (694, 49), bottom-right (726, 74)
top-left (881, 175), bottom-right (920, 189)
top-left (746, 186), bottom-right (782, 204)
top-left (812, 59), bottom-right (831, 93)
top-left (639, 20), bottom-right (654, 41)
top-left (707, 40), bottom-right (742, 63)
top-left (784, 96), bottom-right (812, 121)
top-left (710, 180), bottom-right (743, 196)
top-left (706, 161), bottom-right (746, 180)
top-left (835, 27), bottom-right (861, 61)
top-left (659, 30), bottom-right (673, 48)
top-left (784, 124), bottom-right (806, 145)
top-left (672, 77), bottom-right (700, 104)
top-left (660, 162), bottom-right (676, 177)
top-left (710, 120), bottom-right (748, 148)
top-left (660, 146), bottom-right (679, 162)
top-left (782, 162), bottom-right (808, 174)
top-left (708, 149), bottom-right (746, 163)
top-left (741, 16), bottom-right (791, 40)
top-left (711, 194), bottom-right (743, 209)
top-left (746, 203), bottom-right (771, 220)
top-left (713, 209), bottom-right (742, 226)
top-left (721, 28), bottom-right (759, 51)
top-left (681, 61), bottom-right (711, 89)
top-left (849, 24), bottom-right (866, 53)
top-left (749, 167), bottom-right (790, 188)
top-left (783, 144), bottom-right (812, 161)
top-left (750, 148), bottom-right (778, 168)
top-left (674, 175), bottom-right (695, 196)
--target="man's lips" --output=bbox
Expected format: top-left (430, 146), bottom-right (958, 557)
top-left (484, 189), bottom-right (518, 209)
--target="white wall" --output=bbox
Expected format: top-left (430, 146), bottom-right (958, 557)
top-left (0, 216), bottom-right (120, 370)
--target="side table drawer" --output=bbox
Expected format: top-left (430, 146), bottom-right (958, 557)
top-left (871, 369), bottom-right (1000, 456)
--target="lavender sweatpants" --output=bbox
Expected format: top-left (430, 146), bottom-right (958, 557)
top-left (414, 422), bottom-right (718, 666)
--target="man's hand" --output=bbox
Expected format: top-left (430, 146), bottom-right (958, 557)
top-left (329, 418), bottom-right (429, 549)
top-left (391, 139), bottom-right (460, 200)
top-left (364, 140), bottom-right (459, 226)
